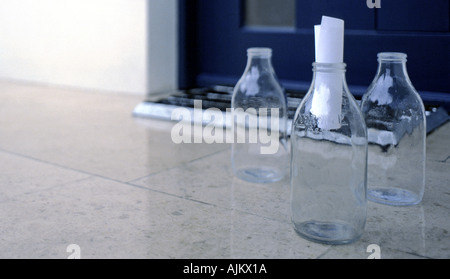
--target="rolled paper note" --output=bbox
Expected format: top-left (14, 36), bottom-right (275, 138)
top-left (314, 25), bottom-right (321, 61)
top-left (315, 16), bottom-right (344, 63)
top-left (311, 16), bottom-right (344, 130)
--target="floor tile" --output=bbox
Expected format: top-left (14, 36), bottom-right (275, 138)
top-left (0, 174), bottom-right (329, 259)
top-left (0, 81), bottom-right (448, 259)
top-left (427, 122), bottom-right (450, 163)
top-left (0, 150), bottom-right (90, 202)
top-left (0, 82), bottom-right (226, 182)
top-left (131, 149), bottom-right (292, 223)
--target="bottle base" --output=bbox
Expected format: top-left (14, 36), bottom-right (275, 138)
top-left (293, 220), bottom-right (361, 245)
top-left (234, 167), bottom-right (283, 184)
top-left (368, 187), bottom-right (422, 206)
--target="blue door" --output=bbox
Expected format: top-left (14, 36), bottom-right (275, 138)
top-left (178, 0), bottom-right (449, 108)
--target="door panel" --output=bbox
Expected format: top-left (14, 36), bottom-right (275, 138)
top-left (296, 0), bottom-right (375, 30)
top-left (178, 0), bottom-right (450, 107)
top-left (244, 0), bottom-right (296, 28)
top-left (377, 0), bottom-right (449, 32)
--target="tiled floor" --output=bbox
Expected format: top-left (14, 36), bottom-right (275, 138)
top-left (0, 80), bottom-right (448, 259)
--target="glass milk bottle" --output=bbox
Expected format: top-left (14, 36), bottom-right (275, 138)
top-left (231, 47), bottom-right (288, 183)
top-left (290, 62), bottom-right (368, 244)
top-left (361, 52), bottom-right (426, 206)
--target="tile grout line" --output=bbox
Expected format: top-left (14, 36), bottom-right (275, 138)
top-left (126, 146), bottom-right (230, 184)
top-left (0, 175), bottom-right (97, 204)
top-left (0, 147), bottom-right (293, 224)
top-left (0, 147), bottom-right (107, 179)
top-left (0, 147), bottom-right (231, 209)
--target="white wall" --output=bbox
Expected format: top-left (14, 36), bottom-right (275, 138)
top-left (0, 0), bottom-right (177, 95)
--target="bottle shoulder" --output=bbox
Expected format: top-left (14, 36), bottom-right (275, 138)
top-left (361, 75), bottom-right (423, 107)
top-left (232, 79), bottom-right (286, 109)
top-left (361, 86), bottom-right (425, 118)
top-left (292, 89), bottom-right (367, 137)
top-left (293, 89), bottom-right (362, 116)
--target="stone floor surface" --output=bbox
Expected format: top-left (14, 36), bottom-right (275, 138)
top-left (0, 80), bottom-right (448, 259)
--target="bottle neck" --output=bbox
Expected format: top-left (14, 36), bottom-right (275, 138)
top-left (245, 48), bottom-right (274, 73)
top-left (309, 63), bottom-right (347, 130)
top-left (375, 52), bottom-right (410, 82)
top-left (311, 62), bottom-right (347, 85)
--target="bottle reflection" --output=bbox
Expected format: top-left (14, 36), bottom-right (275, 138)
top-left (365, 203), bottom-right (426, 258)
top-left (229, 176), bottom-right (290, 258)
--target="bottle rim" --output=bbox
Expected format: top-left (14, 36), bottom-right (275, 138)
top-left (377, 52), bottom-right (407, 62)
top-left (247, 47), bottom-right (272, 57)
